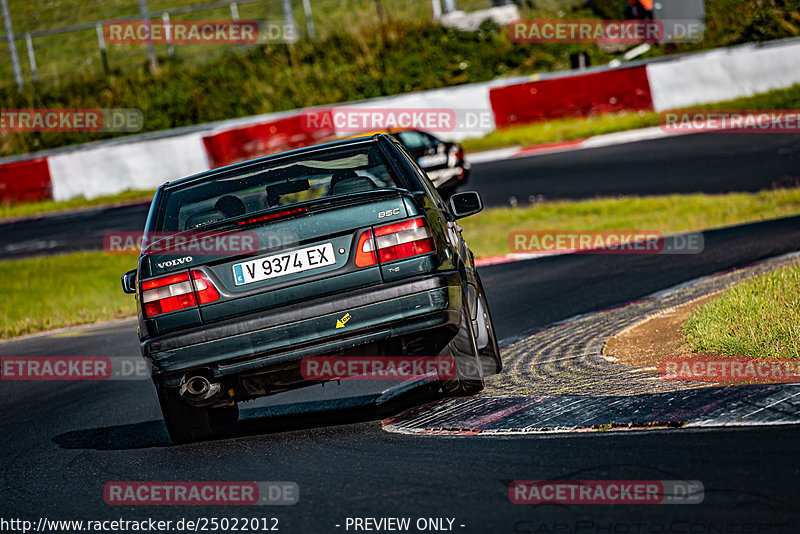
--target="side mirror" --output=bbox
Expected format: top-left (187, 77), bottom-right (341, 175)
top-left (449, 191), bottom-right (483, 219)
top-left (121, 269), bottom-right (137, 294)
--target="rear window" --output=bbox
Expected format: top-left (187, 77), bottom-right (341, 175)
top-left (155, 143), bottom-right (405, 232)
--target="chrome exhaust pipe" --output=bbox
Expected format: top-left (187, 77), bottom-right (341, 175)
top-left (179, 375), bottom-right (221, 405)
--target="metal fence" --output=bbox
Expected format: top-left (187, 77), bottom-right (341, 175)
top-left (0, 0), bottom-right (490, 89)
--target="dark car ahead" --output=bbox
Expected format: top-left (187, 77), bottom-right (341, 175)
top-left (326, 129), bottom-right (470, 198)
top-left (122, 134), bottom-right (500, 443)
top-left (389, 130), bottom-right (471, 198)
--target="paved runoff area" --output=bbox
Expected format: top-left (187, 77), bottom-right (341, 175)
top-left (385, 253), bottom-right (800, 435)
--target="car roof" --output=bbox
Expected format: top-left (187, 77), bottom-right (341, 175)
top-left (164, 134), bottom-right (383, 189)
top-left (317, 128), bottom-right (426, 145)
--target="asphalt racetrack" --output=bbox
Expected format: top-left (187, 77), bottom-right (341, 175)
top-left (1, 132), bottom-right (799, 259)
top-left (1, 132), bottom-right (799, 531)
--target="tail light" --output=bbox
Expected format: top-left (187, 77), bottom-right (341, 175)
top-left (141, 270), bottom-right (220, 317)
top-left (355, 231), bottom-right (377, 267)
top-left (355, 218), bottom-right (436, 268)
top-left (191, 270), bottom-right (220, 304)
top-left (236, 206), bottom-right (307, 227)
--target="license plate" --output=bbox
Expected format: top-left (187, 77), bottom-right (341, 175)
top-left (232, 243), bottom-right (336, 286)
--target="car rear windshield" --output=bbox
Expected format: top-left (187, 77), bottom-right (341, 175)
top-left (155, 143), bottom-right (406, 233)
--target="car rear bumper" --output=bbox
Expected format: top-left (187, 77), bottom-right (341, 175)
top-left (143, 271), bottom-right (464, 384)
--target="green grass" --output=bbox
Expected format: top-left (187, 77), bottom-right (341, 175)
top-left (461, 111), bottom-right (660, 152)
top-left (0, 0), bottom-right (535, 86)
top-left (0, 0), bottom-right (797, 157)
top-left (1, 0), bottom-right (794, 90)
top-left (462, 83), bottom-right (800, 152)
top-left (5, 83), bottom-right (800, 222)
top-left (0, 252), bottom-right (138, 339)
top-left (460, 188), bottom-right (800, 258)
top-left (682, 263), bottom-right (800, 359)
top-left (0, 189), bottom-right (155, 220)
top-left (4, 188), bottom-right (800, 339)
top-left (0, 19), bottom-right (619, 157)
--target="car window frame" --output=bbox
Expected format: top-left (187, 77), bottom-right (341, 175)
top-left (153, 140), bottom-right (407, 233)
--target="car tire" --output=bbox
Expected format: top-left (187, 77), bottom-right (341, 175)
top-left (156, 384), bottom-right (238, 444)
top-left (440, 293), bottom-right (485, 397)
top-left (475, 274), bottom-right (502, 376)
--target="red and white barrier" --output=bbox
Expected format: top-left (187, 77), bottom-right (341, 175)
top-left (647, 39), bottom-right (800, 111)
top-left (1, 38), bottom-right (798, 204)
top-left (47, 133), bottom-right (210, 201)
top-left (202, 110), bottom-right (337, 169)
top-left (490, 66), bottom-right (654, 128)
top-left (0, 158), bottom-right (52, 203)
top-left (201, 78), bottom-right (509, 168)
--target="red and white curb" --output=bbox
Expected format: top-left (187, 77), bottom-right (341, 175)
top-left (465, 126), bottom-right (686, 166)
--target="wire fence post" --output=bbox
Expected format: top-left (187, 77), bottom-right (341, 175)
top-left (24, 32), bottom-right (36, 82)
top-left (162, 11), bottom-right (174, 58)
top-left (138, 0), bottom-right (158, 73)
top-left (374, 0), bottom-right (385, 25)
top-left (95, 22), bottom-right (109, 74)
top-left (430, 0), bottom-right (442, 20)
top-left (0, 0), bottom-right (23, 89)
top-left (301, 0), bottom-right (314, 38)
top-left (281, 0), bottom-right (296, 41)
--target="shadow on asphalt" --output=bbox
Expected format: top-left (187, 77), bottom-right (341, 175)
top-left (52, 385), bottom-right (442, 450)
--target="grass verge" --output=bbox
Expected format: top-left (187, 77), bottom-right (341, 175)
top-left (459, 188), bottom-right (800, 258)
top-left (0, 190), bottom-right (155, 221)
top-left (3, 188), bottom-right (800, 339)
top-left (682, 263), bottom-right (800, 359)
top-left (4, 84), bottom-right (799, 222)
top-left (0, 252), bottom-right (137, 339)
top-left (461, 111), bottom-right (660, 152)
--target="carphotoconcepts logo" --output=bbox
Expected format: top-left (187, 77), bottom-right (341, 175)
top-left (301, 356), bottom-right (457, 381)
top-left (104, 20), bottom-right (259, 44)
top-left (103, 481), bottom-right (298, 505)
top-left (509, 19), bottom-right (703, 43)
top-left (662, 110), bottom-right (800, 133)
top-left (104, 231), bottom-right (262, 256)
top-left (509, 231), bottom-right (704, 255)
top-left (508, 480), bottom-right (704, 505)
top-left (1, 356), bottom-right (149, 381)
top-left (302, 108), bottom-right (494, 134)
top-left (0, 109), bottom-right (143, 132)
top-left (661, 358), bottom-right (800, 383)
top-left (513, 520), bottom-right (791, 533)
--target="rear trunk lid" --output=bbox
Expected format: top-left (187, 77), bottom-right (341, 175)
top-left (142, 193), bottom-right (411, 328)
